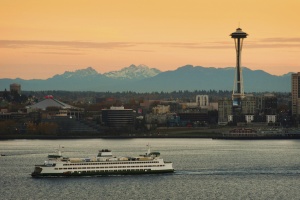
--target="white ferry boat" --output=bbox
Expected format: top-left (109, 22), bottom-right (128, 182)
top-left (31, 146), bottom-right (174, 177)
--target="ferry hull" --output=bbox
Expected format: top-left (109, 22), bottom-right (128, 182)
top-left (31, 169), bottom-right (175, 177)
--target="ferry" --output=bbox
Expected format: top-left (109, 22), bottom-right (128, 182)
top-left (31, 146), bottom-right (174, 177)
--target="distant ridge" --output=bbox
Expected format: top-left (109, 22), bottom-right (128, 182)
top-left (0, 65), bottom-right (292, 92)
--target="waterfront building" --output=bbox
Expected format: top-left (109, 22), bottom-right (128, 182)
top-left (145, 113), bottom-right (168, 128)
top-left (218, 97), bottom-right (256, 125)
top-left (184, 95), bottom-right (216, 111)
top-left (245, 115), bottom-right (254, 123)
top-left (152, 105), bottom-right (170, 114)
top-left (241, 96), bottom-right (256, 115)
top-left (256, 94), bottom-right (277, 115)
top-left (101, 106), bottom-right (135, 128)
top-left (292, 72), bottom-right (300, 118)
top-left (196, 95), bottom-right (209, 107)
top-left (27, 95), bottom-right (77, 110)
top-left (218, 98), bottom-right (233, 124)
top-left (177, 111), bottom-right (208, 126)
top-left (26, 95), bottom-right (83, 119)
top-left (266, 115), bottom-right (276, 123)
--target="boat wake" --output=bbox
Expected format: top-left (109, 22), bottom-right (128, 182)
top-left (175, 169), bottom-right (300, 176)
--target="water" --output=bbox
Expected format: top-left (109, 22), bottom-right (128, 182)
top-left (1, 139), bottom-right (300, 200)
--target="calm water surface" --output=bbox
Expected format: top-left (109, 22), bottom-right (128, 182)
top-left (1, 139), bottom-right (300, 200)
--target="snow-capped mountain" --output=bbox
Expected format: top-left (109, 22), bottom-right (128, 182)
top-left (103, 64), bottom-right (161, 80)
top-left (54, 67), bottom-right (99, 79)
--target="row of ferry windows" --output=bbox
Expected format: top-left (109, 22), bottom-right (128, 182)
top-left (63, 161), bottom-right (159, 166)
top-left (55, 165), bottom-right (164, 170)
top-left (63, 169), bottom-right (150, 173)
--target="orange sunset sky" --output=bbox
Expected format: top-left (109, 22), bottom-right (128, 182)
top-left (1, 0), bottom-right (299, 79)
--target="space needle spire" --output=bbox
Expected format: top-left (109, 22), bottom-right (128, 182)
top-left (230, 27), bottom-right (248, 106)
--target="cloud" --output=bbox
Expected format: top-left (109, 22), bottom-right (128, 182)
top-left (30, 51), bottom-right (86, 55)
top-left (0, 40), bottom-right (233, 51)
top-left (0, 40), bottom-right (135, 49)
top-left (261, 38), bottom-right (300, 43)
top-left (158, 39), bottom-right (300, 49)
top-left (157, 42), bottom-right (232, 49)
top-left (247, 43), bottom-right (300, 48)
top-left (1, 38), bottom-right (300, 51)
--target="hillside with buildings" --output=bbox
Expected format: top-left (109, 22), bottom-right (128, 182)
top-left (0, 81), bottom-right (298, 139)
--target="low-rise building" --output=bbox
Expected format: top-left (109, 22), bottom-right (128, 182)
top-left (152, 105), bottom-right (170, 114)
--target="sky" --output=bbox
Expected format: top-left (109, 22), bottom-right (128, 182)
top-left (1, 0), bottom-right (300, 79)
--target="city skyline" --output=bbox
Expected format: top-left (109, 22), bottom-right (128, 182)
top-left (1, 0), bottom-right (300, 79)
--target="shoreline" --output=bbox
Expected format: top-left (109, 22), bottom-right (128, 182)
top-left (1, 134), bottom-right (300, 140)
top-left (0, 134), bottom-right (219, 140)
top-left (1, 127), bottom-right (300, 140)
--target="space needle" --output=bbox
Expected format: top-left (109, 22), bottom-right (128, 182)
top-left (230, 27), bottom-right (248, 106)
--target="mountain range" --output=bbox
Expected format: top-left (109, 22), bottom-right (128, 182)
top-left (0, 64), bottom-right (293, 92)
